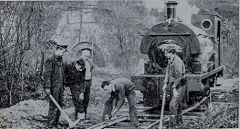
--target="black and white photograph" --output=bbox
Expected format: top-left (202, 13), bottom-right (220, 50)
top-left (0, 0), bottom-right (238, 129)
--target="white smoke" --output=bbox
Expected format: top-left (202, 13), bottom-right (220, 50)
top-left (176, 0), bottom-right (214, 72)
top-left (176, 0), bottom-right (199, 25)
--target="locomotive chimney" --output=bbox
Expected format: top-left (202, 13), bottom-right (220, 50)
top-left (165, 1), bottom-right (178, 21)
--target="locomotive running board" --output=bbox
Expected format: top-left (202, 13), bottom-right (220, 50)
top-left (199, 66), bottom-right (223, 80)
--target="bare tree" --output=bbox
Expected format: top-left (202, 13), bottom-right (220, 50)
top-left (94, 1), bottom-right (148, 73)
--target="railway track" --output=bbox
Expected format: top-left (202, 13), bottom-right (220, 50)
top-left (83, 96), bottom-right (209, 129)
top-left (83, 105), bottom-right (203, 129)
top-left (73, 82), bottom-right (237, 129)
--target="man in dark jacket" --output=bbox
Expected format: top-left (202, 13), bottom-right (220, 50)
top-left (65, 58), bottom-right (86, 120)
top-left (44, 41), bottom-right (68, 128)
top-left (162, 45), bottom-right (186, 127)
top-left (101, 78), bottom-right (139, 128)
top-left (80, 48), bottom-right (94, 117)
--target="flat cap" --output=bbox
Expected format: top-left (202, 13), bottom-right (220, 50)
top-left (48, 40), bottom-right (68, 49)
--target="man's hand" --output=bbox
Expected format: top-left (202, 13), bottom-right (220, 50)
top-left (173, 88), bottom-right (178, 97)
top-left (45, 88), bottom-right (51, 95)
top-left (162, 84), bottom-right (167, 92)
top-left (111, 109), bottom-right (118, 118)
top-left (45, 81), bottom-right (51, 90)
top-left (79, 93), bottom-right (84, 100)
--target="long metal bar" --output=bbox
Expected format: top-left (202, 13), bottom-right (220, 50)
top-left (181, 96), bottom-right (209, 115)
top-left (87, 106), bottom-right (157, 129)
top-left (138, 114), bottom-right (160, 118)
top-left (121, 106), bottom-right (153, 112)
top-left (158, 92), bottom-right (166, 129)
top-left (144, 117), bottom-right (168, 129)
top-left (124, 119), bottom-right (158, 122)
top-left (144, 95), bottom-right (210, 129)
top-left (87, 116), bottom-right (128, 129)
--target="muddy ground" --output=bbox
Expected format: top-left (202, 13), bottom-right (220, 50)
top-left (0, 77), bottom-right (238, 129)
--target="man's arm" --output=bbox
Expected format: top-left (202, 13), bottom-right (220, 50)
top-left (163, 64), bottom-right (169, 85)
top-left (172, 61), bottom-right (185, 88)
top-left (43, 58), bottom-right (52, 89)
top-left (64, 63), bottom-right (70, 87)
top-left (86, 57), bottom-right (95, 71)
top-left (112, 96), bottom-right (118, 110)
top-left (114, 84), bottom-right (126, 111)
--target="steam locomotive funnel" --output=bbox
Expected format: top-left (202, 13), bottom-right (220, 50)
top-left (165, 1), bottom-right (178, 21)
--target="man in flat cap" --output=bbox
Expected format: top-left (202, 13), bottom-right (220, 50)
top-left (43, 40), bottom-right (68, 128)
top-left (162, 45), bottom-right (186, 128)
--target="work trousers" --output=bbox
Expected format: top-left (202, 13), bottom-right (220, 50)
top-left (102, 91), bottom-right (139, 127)
top-left (70, 83), bottom-right (85, 115)
top-left (47, 82), bottom-right (64, 127)
top-left (70, 80), bottom-right (91, 116)
top-left (169, 84), bottom-right (186, 125)
top-left (83, 80), bottom-right (91, 115)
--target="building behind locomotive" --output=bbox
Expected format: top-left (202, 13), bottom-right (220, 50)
top-left (131, 1), bottom-right (223, 107)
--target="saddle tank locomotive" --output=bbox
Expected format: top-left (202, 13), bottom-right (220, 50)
top-left (131, 1), bottom-right (223, 110)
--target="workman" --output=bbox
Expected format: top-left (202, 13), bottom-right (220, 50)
top-left (162, 44), bottom-right (186, 128)
top-left (101, 78), bottom-right (139, 128)
top-left (43, 40), bottom-right (68, 128)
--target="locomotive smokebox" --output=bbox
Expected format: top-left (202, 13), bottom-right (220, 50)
top-left (165, 1), bottom-right (178, 21)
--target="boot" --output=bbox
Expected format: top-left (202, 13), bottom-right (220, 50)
top-left (169, 116), bottom-right (174, 128)
top-left (176, 114), bottom-right (183, 126)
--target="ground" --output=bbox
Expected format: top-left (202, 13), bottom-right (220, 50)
top-left (0, 77), bottom-right (238, 129)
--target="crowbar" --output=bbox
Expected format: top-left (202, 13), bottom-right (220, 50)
top-left (158, 91), bottom-right (166, 129)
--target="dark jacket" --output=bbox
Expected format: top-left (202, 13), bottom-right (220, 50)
top-left (65, 61), bottom-right (85, 86)
top-left (110, 78), bottom-right (135, 111)
top-left (43, 55), bottom-right (66, 89)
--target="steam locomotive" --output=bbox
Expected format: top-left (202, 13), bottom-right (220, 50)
top-left (131, 1), bottom-right (223, 109)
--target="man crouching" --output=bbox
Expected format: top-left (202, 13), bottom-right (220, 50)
top-left (101, 78), bottom-right (139, 128)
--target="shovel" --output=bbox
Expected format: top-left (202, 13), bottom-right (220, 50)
top-left (39, 75), bottom-right (82, 128)
top-left (47, 94), bottom-right (82, 128)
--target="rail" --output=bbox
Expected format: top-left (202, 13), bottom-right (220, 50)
top-left (87, 106), bottom-right (155, 129)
